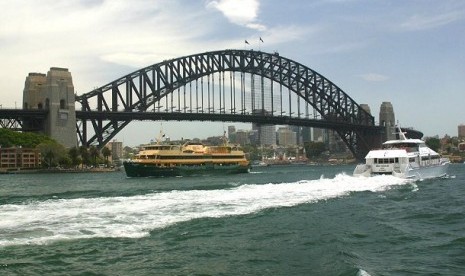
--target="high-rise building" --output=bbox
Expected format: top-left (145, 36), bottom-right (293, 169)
top-left (458, 124), bottom-right (465, 138)
top-left (301, 126), bottom-right (311, 143)
top-left (312, 128), bottom-right (325, 142)
top-left (228, 125), bottom-right (236, 143)
top-left (259, 124), bottom-right (276, 146)
top-left (277, 127), bottom-right (297, 146)
top-left (289, 125), bottom-right (302, 145)
top-left (235, 130), bottom-right (250, 146)
top-left (252, 109), bottom-right (276, 146)
top-left (108, 140), bottom-right (123, 160)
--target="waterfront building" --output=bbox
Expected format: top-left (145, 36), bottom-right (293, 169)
top-left (0, 147), bottom-right (41, 171)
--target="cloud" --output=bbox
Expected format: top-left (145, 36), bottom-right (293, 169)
top-left (400, 11), bottom-right (464, 31)
top-left (206, 0), bottom-right (266, 31)
top-left (359, 73), bottom-right (389, 82)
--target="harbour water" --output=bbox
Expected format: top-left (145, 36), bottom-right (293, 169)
top-left (1, 164), bottom-right (464, 275)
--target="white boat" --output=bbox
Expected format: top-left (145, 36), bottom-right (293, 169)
top-left (354, 127), bottom-right (449, 179)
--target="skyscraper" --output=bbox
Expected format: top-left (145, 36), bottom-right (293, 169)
top-left (459, 124), bottom-right (465, 138)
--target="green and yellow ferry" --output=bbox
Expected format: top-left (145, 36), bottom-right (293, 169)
top-left (123, 140), bottom-right (250, 177)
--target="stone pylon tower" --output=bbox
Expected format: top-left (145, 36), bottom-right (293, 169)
top-left (23, 67), bottom-right (77, 148)
top-left (379, 101), bottom-right (396, 141)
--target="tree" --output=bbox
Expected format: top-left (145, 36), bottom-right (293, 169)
top-left (0, 128), bottom-right (54, 148)
top-left (304, 141), bottom-right (326, 158)
top-left (36, 141), bottom-right (67, 168)
top-left (68, 147), bottom-right (80, 167)
top-left (425, 137), bottom-right (440, 152)
top-left (102, 147), bottom-right (112, 164)
top-left (89, 146), bottom-right (100, 166)
top-left (79, 146), bottom-right (90, 166)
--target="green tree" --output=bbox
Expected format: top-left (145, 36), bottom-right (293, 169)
top-left (242, 144), bottom-right (260, 160)
top-left (123, 146), bottom-right (136, 159)
top-left (79, 146), bottom-right (90, 166)
top-left (304, 141), bottom-right (326, 158)
top-left (0, 129), bottom-right (54, 148)
top-left (425, 137), bottom-right (440, 152)
top-left (68, 147), bottom-right (80, 167)
top-left (37, 141), bottom-right (67, 168)
top-left (102, 147), bottom-right (112, 164)
top-left (89, 146), bottom-right (100, 166)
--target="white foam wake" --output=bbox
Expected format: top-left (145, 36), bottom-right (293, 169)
top-left (0, 174), bottom-right (409, 247)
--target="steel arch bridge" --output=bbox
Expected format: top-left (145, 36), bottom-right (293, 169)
top-left (76, 49), bottom-right (383, 160)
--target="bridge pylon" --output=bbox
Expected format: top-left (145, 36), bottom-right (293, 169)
top-left (22, 67), bottom-right (77, 148)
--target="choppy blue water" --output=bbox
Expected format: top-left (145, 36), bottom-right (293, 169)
top-left (0, 164), bottom-right (464, 275)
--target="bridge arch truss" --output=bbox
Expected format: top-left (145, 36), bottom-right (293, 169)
top-left (76, 49), bottom-right (380, 159)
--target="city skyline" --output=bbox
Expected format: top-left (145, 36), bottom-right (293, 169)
top-left (1, 0), bottom-right (464, 145)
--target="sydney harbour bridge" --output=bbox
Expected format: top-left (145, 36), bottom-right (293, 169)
top-left (1, 49), bottom-right (387, 160)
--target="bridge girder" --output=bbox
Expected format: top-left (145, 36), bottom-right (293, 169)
top-left (76, 49), bottom-right (379, 159)
top-left (0, 109), bottom-right (47, 131)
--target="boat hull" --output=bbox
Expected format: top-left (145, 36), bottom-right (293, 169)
top-left (354, 162), bottom-right (449, 180)
top-left (123, 162), bottom-right (250, 177)
top-left (403, 162), bottom-right (449, 179)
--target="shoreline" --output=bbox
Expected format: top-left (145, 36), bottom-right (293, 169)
top-left (0, 168), bottom-right (121, 174)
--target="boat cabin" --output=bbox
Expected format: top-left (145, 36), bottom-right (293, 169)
top-left (364, 139), bottom-right (441, 175)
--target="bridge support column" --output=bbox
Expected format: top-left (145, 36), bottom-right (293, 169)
top-left (356, 129), bottom-right (384, 161)
top-left (23, 67), bottom-right (77, 148)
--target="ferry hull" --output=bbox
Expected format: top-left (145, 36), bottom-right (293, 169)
top-left (123, 162), bottom-right (250, 177)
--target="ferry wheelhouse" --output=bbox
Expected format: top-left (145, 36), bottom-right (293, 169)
top-left (123, 141), bottom-right (250, 177)
top-left (354, 128), bottom-right (449, 179)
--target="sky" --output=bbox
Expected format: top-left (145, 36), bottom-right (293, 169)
top-left (1, 0), bottom-right (464, 145)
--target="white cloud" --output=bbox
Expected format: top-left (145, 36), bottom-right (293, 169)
top-left (400, 11), bottom-right (464, 31)
top-left (0, 0), bottom-right (221, 99)
top-left (206, 0), bottom-right (265, 31)
top-left (359, 73), bottom-right (389, 82)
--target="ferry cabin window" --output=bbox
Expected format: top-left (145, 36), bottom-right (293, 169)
top-left (374, 158), bottom-right (399, 164)
top-left (157, 155), bottom-right (244, 160)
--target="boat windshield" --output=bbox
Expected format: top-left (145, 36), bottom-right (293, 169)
top-left (382, 142), bottom-right (418, 152)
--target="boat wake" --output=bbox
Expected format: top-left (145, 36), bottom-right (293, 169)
top-left (0, 174), bottom-right (410, 247)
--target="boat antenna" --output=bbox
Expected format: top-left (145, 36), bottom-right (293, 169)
top-left (222, 130), bottom-right (228, 146)
top-left (396, 123), bottom-right (407, 140)
top-left (156, 122), bottom-right (165, 144)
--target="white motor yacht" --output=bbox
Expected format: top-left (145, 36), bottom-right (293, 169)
top-left (354, 127), bottom-right (449, 179)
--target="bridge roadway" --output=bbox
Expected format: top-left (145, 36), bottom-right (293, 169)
top-left (0, 108), bottom-right (47, 130)
top-left (0, 107), bottom-right (422, 138)
top-left (0, 108), bottom-right (382, 132)
top-left (0, 108), bottom-right (47, 118)
top-left (75, 110), bottom-right (381, 132)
